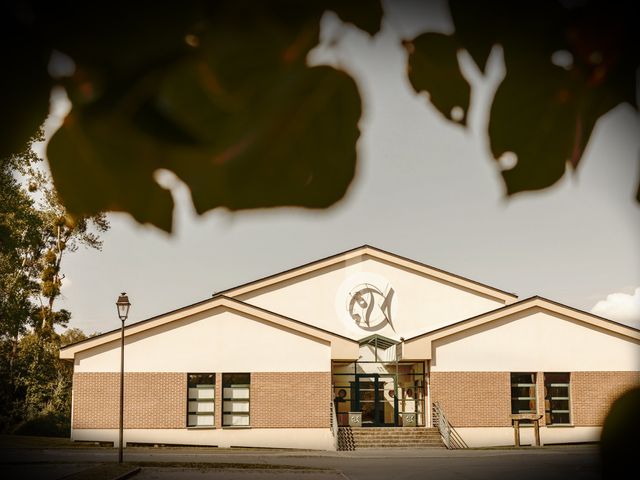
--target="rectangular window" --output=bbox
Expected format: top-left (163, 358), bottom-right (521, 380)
top-left (223, 373), bottom-right (250, 427)
top-left (545, 372), bottom-right (570, 425)
top-left (511, 372), bottom-right (537, 418)
top-left (187, 373), bottom-right (215, 427)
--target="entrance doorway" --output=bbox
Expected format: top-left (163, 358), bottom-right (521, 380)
top-left (354, 374), bottom-right (397, 426)
top-left (332, 360), bottom-right (425, 427)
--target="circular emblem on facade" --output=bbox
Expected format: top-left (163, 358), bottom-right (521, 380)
top-left (347, 283), bottom-right (396, 331)
top-left (335, 272), bottom-right (399, 335)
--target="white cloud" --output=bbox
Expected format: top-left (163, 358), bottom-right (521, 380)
top-left (591, 287), bottom-right (640, 329)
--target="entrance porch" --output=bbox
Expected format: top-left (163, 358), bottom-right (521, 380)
top-left (332, 336), bottom-right (427, 428)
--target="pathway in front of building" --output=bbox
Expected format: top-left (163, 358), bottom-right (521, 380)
top-left (0, 445), bottom-right (601, 480)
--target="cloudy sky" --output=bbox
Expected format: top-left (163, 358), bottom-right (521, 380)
top-left (39, 0), bottom-right (639, 335)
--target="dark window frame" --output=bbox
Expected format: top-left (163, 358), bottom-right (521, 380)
top-left (544, 372), bottom-right (571, 425)
top-left (511, 372), bottom-right (537, 421)
top-left (222, 373), bottom-right (251, 427)
top-left (187, 373), bottom-right (216, 428)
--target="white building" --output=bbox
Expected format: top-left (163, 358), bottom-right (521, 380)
top-left (60, 246), bottom-right (640, 449)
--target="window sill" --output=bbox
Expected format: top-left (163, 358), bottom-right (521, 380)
top-left (187, 426), bottom-right (216, 430)
top-left (545, 424), bottom-right (574, 428)
top-left (222, 426), bottom-right (251, 429)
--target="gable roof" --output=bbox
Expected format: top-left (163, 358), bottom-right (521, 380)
top-left (60, 296), bottom-right (359, 361)
top-left (220, 245), bottom-right (518, 303)
top-left (402, 296), bottom-right (640, 359)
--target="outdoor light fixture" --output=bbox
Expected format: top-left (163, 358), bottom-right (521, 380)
top-left (115, 292), bottom-right (131, 464)
top-left (116, 293), bottom-right (131, 321)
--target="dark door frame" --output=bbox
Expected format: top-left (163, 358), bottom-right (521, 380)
top-left (352, 373), bottom-right (398, 426)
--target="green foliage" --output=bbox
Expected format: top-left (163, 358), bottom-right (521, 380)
top-left (60, 327), bottom-right (89, 347)
top-left (0, 332), bottom-right (74, 434)
top-left (0, 152), bottom-right (44, 340)
top-left (406, 33), bottom-right (470, 125)
top-left (405, 0), bottom-right (639, 196)
top-left (0, 329), bottom-right (94, 435)
top-left (14, 334), bottom-right (67, 420)
top-left (0, 123), bottom-right (105, 437)
top-left (1, 1), bottom-right (638, 232)
top-left (13, 411), bottom-right (70, 438)
top-left (4, 0), bottom-right (383, 232)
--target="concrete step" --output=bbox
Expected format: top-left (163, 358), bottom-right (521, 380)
top-left (352, 438), bottom-right (442, 442)
top-left (352, 434), bottom-right (440, 439)
top-left (352, 437), bottom-right (440, 442)
top-left (354, 445), bottom-right (445, 449)
top-left (348, 427), bottom-right (439, 431)
top-left (353, 437), bottom-right (443, 442)
top-left (355, 443), bottom-right (445, 447)
top-left (349, 429), bottom-right (439, 433)
top-left (351, 432), bottom-right (440, 437)
top-left (338, 426), bottom-right (445, 451)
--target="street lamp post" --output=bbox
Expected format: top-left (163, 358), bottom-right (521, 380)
top-left (116, 293), bottom-right (131, 464)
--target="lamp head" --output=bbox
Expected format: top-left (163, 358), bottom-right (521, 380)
top-left (116, 292), bottom-right (131, 321)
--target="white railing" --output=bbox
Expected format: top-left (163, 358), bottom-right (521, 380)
top-left (330, 401), bottom-right (339, 450)
top-left (432, 402), bottom-right (468, 449)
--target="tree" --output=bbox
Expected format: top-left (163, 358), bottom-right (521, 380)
top-left (2, 1), bottom-right (636, 234)
top-left (26, 167), bottom-right (109, 335)
top-left (0, 138), bottom-right (106, 433)
top-left (0, 141), bottom-right (46, 425)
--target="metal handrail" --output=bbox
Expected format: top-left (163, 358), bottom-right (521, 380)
top-left (330, 401), bottom-right (339, 450)
top-left (432, 402), bottom-right (468, 449)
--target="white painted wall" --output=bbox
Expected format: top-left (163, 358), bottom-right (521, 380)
top-left (456, 427), bottom-right (601, 447)
top-left (72, 428), bottom-right (335, 450)
top-left (431, 310), bottom-right (640, 371)
top-left (74, 308), bottom-right (331, 372)
top-left (241, 257), bottom-right (505, 341)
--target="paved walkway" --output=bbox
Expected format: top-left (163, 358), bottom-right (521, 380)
top-left (0, 444), bottom-right (602, 480)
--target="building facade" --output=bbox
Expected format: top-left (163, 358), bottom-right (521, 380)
top-left (60, 246), bottom-right (640, 449)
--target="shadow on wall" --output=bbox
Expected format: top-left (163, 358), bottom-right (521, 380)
top-left (600, 386), bottom-right (640, 479)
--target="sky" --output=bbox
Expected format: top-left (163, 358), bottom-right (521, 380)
top-left (35, 0), bottom-right (639, 335)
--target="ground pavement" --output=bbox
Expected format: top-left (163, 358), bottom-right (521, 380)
top-left (0, 436), bottom-right (602, 480)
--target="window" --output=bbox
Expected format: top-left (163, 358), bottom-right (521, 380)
top-left (223, 373), bottom-right (250, 427)
top-left (545, 373), bottom-right (570, 425)
top-left (187, 373), bottom-right (215, 427)
top-left (511, 373), bottom-right (537, 417)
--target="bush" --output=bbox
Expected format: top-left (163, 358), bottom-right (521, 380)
top-left (13, 411), bottom-right (70, 438)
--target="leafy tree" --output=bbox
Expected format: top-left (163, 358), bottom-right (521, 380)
top-left (0, 140), bottom-right (46, 415)
top-left (0, 139), bottom-right (106, 433)
top-left (0, 326), bottom-right (96, 434)
top-left (3, 1), bottom-right (635, 233)
top-left (60, 327), bottom-right (90, 347)
top-left (26, 167), bottom-right (109, 335)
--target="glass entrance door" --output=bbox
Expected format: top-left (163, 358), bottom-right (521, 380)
top-left (354, 374), bottom-right (397, 426)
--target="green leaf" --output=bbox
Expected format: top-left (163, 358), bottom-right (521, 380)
top-left (406, 33), bottom-right (469, 125)
top-left (46, 2), bottom-right (371, 232)
top-left (327, 0), bottom-right (384, 36)
top-left (407, 1), bottom-right (639, 198)
top-left (448, 0), bottom-right (497, 72)
top-left (0, 4), bottom-right (52, 160)
top-left (490, 0), bottom-right (639, 196)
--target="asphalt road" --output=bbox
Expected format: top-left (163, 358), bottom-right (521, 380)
top-left (0, 444), bottom-right (602, 480)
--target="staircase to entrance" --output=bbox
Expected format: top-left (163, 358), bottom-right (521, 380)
top-left (337, 427), bottom-right (444, 450)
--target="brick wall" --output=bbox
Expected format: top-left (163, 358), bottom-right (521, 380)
top-left (251, 372), bottom-right (331, 428)
top-left (73, 371), bottom-right (331, 430)
top-left (430, 371), bottom-right (640, 429)
top-left (73, 372), bottom-right (186, 429)
top-left (430, 372), bottom-right (512, 427)
top-left (572, 372), bottom-right (640, 426)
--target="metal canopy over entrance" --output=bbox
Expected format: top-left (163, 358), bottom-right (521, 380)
top-left (356, 334), bottom-right (400, 363)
